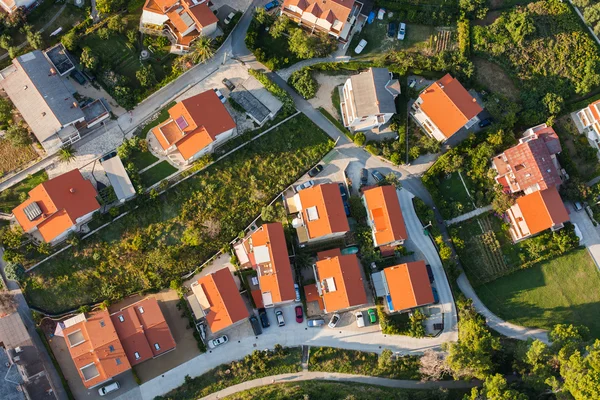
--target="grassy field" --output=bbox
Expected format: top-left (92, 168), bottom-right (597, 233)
top-left (0, 170), bottom-right (48, 214)
top-left (23, 114), bottom-right (333, 313)
top-left (0, 139), bottom-right (39, 177)
top-left (224, 381), bottom-right (469, 400)
top-left (308, 347), bottom-right (420, 380)
top-left (139, 161), bottom-right (177, 187)
top-left (476, 249), bottom-right (600, 338)
top-left (437, 172), bottom-right (475, 217)
top-left (128, 149), bottom-right (158, 172)
top-left (155, 347), bottom-right (302, 400)
top-left (347, 20), bottom-right (436, 56)
top-left (473, 57), bottom-right (519, 102)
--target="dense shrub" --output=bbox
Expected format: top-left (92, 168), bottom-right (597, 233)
top-left (288, 68), bottom-right (318, 99)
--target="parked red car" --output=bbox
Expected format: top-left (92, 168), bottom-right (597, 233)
top-left (295, 305), bottom-right (303, 323)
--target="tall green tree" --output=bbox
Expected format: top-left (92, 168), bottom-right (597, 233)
top-left (96, 0), bottom-right (125, 14)
top-left (80, 47), bottom-right (99, 70)
top-left (188, 36), bottom-right (214, 64)
top-left (5, 123), bottom-right (31, 147)
top-left (58, 144), bottom-right (77, 163)
top-left (467, 374), bottom-right (528, 400)
top-left (136, 65), bottom-right (156, 88)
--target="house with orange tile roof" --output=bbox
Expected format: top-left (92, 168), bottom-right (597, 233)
top-left (140, 0), bottom-right (218, 54)
top-left (371, 261), bottom-right (434, 313)
top-left (287, 183), bottom-right (350, 246)
top-left (150, 90), bottom-right (236, 165)
top-left (61, 297), bottom-right (176, 388)
top-left (281, 0), bottom-right (371, 43)
top-left (0, 0), bottom-right (36, 14)
top-left (492, 124), bottom-right (563, 195)
top-left (312, 249), bottom-right (367, 313)
top-left (62, 311), bottom-right (131, 389)
top-left (506, 186), bottom-right (570, 241)
top-left (362, 185), bottom-right (407, 249)
top-left (12, 169), bottom-right (100, 245)
top-left (190, 268), bottom-right (249, 334)
top-left (340, 68), bottom-right (400, 131)
top-left (235, 223), bottom-right (296, 308)
top-left (572, 99), bottom-right (600, 157)
top-left (411, 74), bottom-right (483, 142)
top-left (109, 298), bottom-right (176, 366)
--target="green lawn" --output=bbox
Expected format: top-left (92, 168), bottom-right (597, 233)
top-left (436, 172), bottom-right (475, 217)
top-left (128, 150), bottom-right (158, 172)
top-left (308, 347), bottom-right (420, 380)
top-left (0, 170), bottom-right (48, 214)
top-left (155, 346), bottom-right (302, 400)
top-left (347, 20), bottom-right (435, 56)
top-left (23, 114), bottom-right (334, 313)
top-left (224, 381), bottom-right (469, 400)
top-left (139, 161), bottom-right (177, 187)
top-left (476, 249), bottom-right (600, 339)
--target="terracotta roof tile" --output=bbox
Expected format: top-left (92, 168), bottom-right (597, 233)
top-left (196, 268), bottom-right (249, 333)
top-left (516, 186), bottom-right (569, 236)
top-left (383, 261), bottom-right (434, 311)
top-left (188, 3), bottom-right (218, 27)
top-left (13, 169), bottom-right (100, 242)
top-left (298, 183), bottom-right (349, 239)
top-left (363, 185), bottom-right (407, 246)
top-left (418, 74), bottom-right (482, 138)
top-left (315, 250), bottom-right (367, 312)
top-left (283, 0), bottom-right (352, 23)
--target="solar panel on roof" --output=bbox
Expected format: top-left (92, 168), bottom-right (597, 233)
top-left (175, 116), bottom-right (189, 130)
top-left (23, 202), bottom-right (42, 221)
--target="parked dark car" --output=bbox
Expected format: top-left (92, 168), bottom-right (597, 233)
top-left (431, 287), bottom-right (439, 304)
top-left (222, 78), bottom-right (235, 91)
top-left (308, 164), bottom-right (324, 177)
top-left (295, 305), bottom-right (303, 323)
top-left (425, 264), bottom-right (434, 283)
top-left (360, 168), bottom-right (368, 185)
top-left (258, 308), bottom-right (270, 328)
top-left (338, 183), bottom-right (351, 216)
top-left (387, 22), bottom-right (396, 38)
top-left (264, 0), bottom-right (279, 11)
top-left (478, 118), bottom-right (492, 128)
top-left (371, 170), bottom-right (385, 183)
top-left (249, 315), bottom-right (263, 336)
top-left (70, 70), bottom-right (86, 85)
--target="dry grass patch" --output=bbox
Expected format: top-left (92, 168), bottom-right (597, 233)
top-left (473, 57), bottom-right (519, 101)
top-left (0, 139), bottom-right (39, 176)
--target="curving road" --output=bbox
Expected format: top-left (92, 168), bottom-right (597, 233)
top-left (201, 371), bottom-right (478, 400)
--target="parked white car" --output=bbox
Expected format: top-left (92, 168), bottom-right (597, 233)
top-left (354, 39), bottom-right (367, 54)
top-left (213, 88), bottom-right (226, 103)
top-left (208, 335), bottom-right (228, 349)
top-left (296, 180), bottom-right (314, 192)
top-left (355, 311), bottom-right (365, 328)
top-left (224, 12), bottom-right (236, 24)
top-left (397, 22), bottom-right (406, 40)
top-left (377, 8), bottom-right (385, 20)
top-left (98, 382), bottom-right (120, 396)
top-left (328, 313), bottom-right (341, 328)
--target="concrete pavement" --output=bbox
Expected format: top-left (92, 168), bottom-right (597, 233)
top-left (567, 202), bottom-right (600, 270)
top-left (445, 205), bottom-right (493, 226)
top-left (202, 371), bottom-right (478, 399)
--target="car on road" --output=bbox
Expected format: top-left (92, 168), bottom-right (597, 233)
top-left (265, 0), bottom-right (279, 11)
top-left (294, 283), bottom-right (301, 302)
top-left (339, 183), bottom-right (351, 216)
top-left (222, 78), bottom-right (235, 91)
top-left (354, 39), bottom-right (367, 54)
top-left (387, 22), bottom-right (396, 38)
top-left (275, 308), bottom-right (285, 327)
top-left (259, 308), bottom-right (270, 328)
top-left (478, 118), bottom-right (492, 128)
top-left (360, 168), bottom-right (369, 185)
top-left (355, 311), bottom-right (365, 327)
top-left (328, 313), bottom-right (341, 328)
top-left (308, 319), bottom-right (325, 327)
top-left (431, 287), bottom-right (439, 304)
top-left (296, 180), bottom-right (315, 192)
top-left (249, 315), bottom-right (262, 336)
top-left (574, 201), bottom-right (583, 211)
top-left (213, 88), bottom-right (226, 103)
top-left (397, 22), bottom-right (406, 40)
top-left (208, 335), bottom-right (228, 349)
top-left (367, 308), bottom-right (377, 324)
top-left (371, 170), bottom-right (385, 183)
top-left (308, 164), bottom-right (324, 177)
top-left (224, 12), bottom-right (236, 24)
top-left (425, 264), bottom-right (434, 283)
top-left (295, 305), bottom-right (304, 323)
top-left (98, 382), bottom-right (120, 396)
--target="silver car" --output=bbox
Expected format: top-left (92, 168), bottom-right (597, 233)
top-left (354, 39), bottom-right (367, 54)
top-left (208, 335), bottom-right (228, 349)
top-left (328, 313), bottom-right (341, 328)
top-left (275, 308), bottom-right (285, 327)
top-left (296, 180), bottom-right (314, 192)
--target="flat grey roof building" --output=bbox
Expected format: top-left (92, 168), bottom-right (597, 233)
top-left (350, 67), bottom-right (399, 115)
top-left (101, 155), bottom-right (136, 201)
top-left (230, 88), bottom-right (271, 125)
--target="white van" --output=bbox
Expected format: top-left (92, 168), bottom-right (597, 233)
top-left (98, 381), bottom-right (120, 396)
top-left (355, 311), bottom-right (365, 328)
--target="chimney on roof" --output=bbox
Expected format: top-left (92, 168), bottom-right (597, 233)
top-left (23, 85), bottom-right (28, 90)
top-left (70, 188), bottom-right (76, 193)
top-left (49, 68), bottom-right (56, 76)
top-left (72, 101), bottom-right (78, 108)
top-left (472, 98), bottom-right (476, 102)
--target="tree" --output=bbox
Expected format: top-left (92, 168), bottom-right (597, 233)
top-left (288, 28), bottom-right (315, 59)
top-left (23, 25), bottom-right (43, 49)
top-left (97, 27), bottom-right (110, 40)
top-left (468, 374), bottom-right (528, 400)
top-left (136, 65), bottom-right (156, 88)
top-left (126, 29), bottom-right (138, 45)
top-left (516, 339), bottom-right (554, 391)
top-left (505, 9), bottom-right (535, 44)
top-left (491, 191), bottom-right (514, 214)
top-left (61, 30), bottom-right (79, 51)
top-left (0, 34), bottom-right (12, 50)
top-left (254, 7), bottom-right (273, 25)
top-left (96, 0), bottom-right (124, 14)
top-left (108, 16), bottom-right (127, 34)
top-left (378, 349), bottom-right (393, 370)
top-left (8, 46), bottom-right (19, 60)
top-left (188, 36), bottom-right (214, 64)
top-left (261, 203), bottom-right (287, 223)
top-left (419, 349), bottom-right (450, 381)
top-left (58, 144), bottom-right (77, 163)
top-left (270, 15), bottom-right (289, 38)
top-left (549, 324), bottom-right (589, 350)
top-left (584, 3), bottom-right (600, 25)
top-left (353, 132), bottom-right (366, 146)
top-left (542, 93), bottom-right (564, 116)
top-left (80, 47), bottom-right (99, 70)
top-left (288, 69), bottom-right (318, 99)
top-left (5, 123), bottom-right (31, 147)
top-left (560, 340), bottom-right (600, 400)
top-left (0, 97), bottom-right (13, 128)
top-left (4, 262), bottom-right (25, 281)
